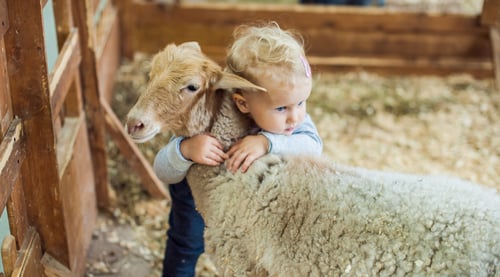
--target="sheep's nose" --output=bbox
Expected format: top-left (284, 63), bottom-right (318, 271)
top-left (126, 118), bottom-right (145, 135)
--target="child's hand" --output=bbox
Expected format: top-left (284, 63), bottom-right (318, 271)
top-left (180, 134), bottom-right (228, 166)
top-left (226, 135), bottom-right (268, 173)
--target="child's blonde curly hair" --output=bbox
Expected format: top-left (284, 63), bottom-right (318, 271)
top-left (226, 22), bottom-right (311, 87)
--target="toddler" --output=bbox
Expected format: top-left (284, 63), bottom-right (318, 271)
top-left (155, 22), bottom-right (322, 277)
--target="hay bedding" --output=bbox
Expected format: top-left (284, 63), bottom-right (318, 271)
top-left (85, 2), bottom-right (498, 277)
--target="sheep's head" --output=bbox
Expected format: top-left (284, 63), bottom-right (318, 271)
top-left (126, 42), bottom-right (265, 143)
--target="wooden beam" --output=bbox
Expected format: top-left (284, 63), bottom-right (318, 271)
top-left (5, 0), bottom-right (69, 266)
top-left (41, 254), bottom-right (72, 277)
top-left (6, 177), bottom-right (29, 251)
top-left (95, 3), bottom-right (120, 102)
top-left (52, 0), bottom-right (74, 49)
top-left (11, 228), bottom-right (43, 277)
top-left (101, 98), bottom-right (170, 200)
top-left (309, 55), bottom-right (494, 78)
top-left (0, 38), bottom-right (13, 138)
top-left (118, 2), bottom-right (490, 55)
top-left (73, 0), bottom-right (111, 208)
top-left (1, 234), bottom-right (16, 277)
top-left (56, 116), bottom-right (81, 179)
top-left (481, 0), bottom-right (500, 26)
top-left (0, 0), bottom-right (8, 37)
top-left (116, 2), bottom-right (493, 78)
top-left (49, 29), bottom-right (81, 119)
top-left (490, 25), bottom-right (500, 89)
top-left (58, 115), bottom-right (97, 275)
top-left (0, 119), bottom-right (24, 211)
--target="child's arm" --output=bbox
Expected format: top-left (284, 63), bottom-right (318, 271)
top-left (261, 114), bottom-right (322, 156)
top-left (154, 134), bottom-right (227, 184)
top-left (154, 136), bottom-right (193, 185)
top-left (226, 114), bottom-right (322, 173)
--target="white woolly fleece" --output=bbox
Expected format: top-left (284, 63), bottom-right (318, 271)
top-left (188, 155), bottom-right (499, 277)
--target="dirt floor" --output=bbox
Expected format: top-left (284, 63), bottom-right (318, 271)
top-left (84, 1), bottom-right (497, 277)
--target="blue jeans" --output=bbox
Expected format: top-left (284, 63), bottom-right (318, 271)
top-left (162, 179), bottom-right (205, 277)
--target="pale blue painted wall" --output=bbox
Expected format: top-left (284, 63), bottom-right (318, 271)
top-left (94, 0), bottom-right (108, 24)
top-left (43, 0), bottom-right (59, 71)
top-left (0, 208), bottom-right (10, 273)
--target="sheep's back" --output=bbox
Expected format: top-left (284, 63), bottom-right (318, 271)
top-left (202, 155), bottom-right (500, 276)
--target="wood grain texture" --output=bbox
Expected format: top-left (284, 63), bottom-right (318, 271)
top-left (116, 1), bottom-right (493, 78)
top-left (5, 0), bottom-right (70, 266)
top-left (0, 119), bottom-right (24, 212)
top-left (73, 0), bottom-right (111, 208)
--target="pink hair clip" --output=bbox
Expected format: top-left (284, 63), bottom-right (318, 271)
top-left (300, 55), bottom-right (312, 78)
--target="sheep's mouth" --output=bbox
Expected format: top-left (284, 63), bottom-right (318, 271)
top-left (129, 127), bottom-right (160, 143)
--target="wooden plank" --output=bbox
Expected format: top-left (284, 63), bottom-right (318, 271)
top-left (124, 2), bottom-right (488, 34)
top-left (117, 2), bottom-right (489, 56)
top-left (49, 29), bottom-right (81, 119)
top-left (490, 25), bottom-right (500, 89)
top-left (0, 119), bottom-right (24, 211)
top-left (101, 98), bottom-right (170, 199)
top-left (41, 254), bottom-right (72, 277)
top-left (52, 0), bottom-right (74, 49)
top-left (5, 0), bottom-right (69, 266)
top-left (306, 29), bottom-right (491, 59)
top-left (1, 234), bottom-right (16, 277)
top-left (96, 3), bottom-right (120, 103)
top-left (11, 228), bottom-right (43, 277)
top-left (116, 1), bottom-right (493, 78)
top-left (0, 38), bottom-right (13, 138)
top-left (63, 74), bottom-right (83, 117)
top-left (59, 114), bottom-right (96, 275)
top-left (139, 21), bottom-right (491, 59)
top-left (309, 55), bottom-right (494, 78)
top-left (182, 45), bottom-right (494, 79)
top-left (0, 0), bottom-right (8, 37)
top-left (6, 176), bottom-right (28, 251)
top-left (0, 0), bottom-right (9, 138)
top-left (481, 0), bottom-right (500, 26)
top-left (73, 0), bottom-right (111, 208)
top-left (56, 117), bottom-right (80, 179)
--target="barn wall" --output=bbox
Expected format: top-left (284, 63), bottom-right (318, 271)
top-left (116, 1), bottom-right (495, 79)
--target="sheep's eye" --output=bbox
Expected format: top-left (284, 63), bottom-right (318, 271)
top-left (185, 84), bottom-right (200, 92)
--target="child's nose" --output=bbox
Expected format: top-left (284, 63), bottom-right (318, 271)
top-left (287, 111), bottom-right (299, 124)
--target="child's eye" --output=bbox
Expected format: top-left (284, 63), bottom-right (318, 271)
top-left (298, 100), bottom-right (305, 106)
top-left (275, 106), bottom-right (286, 112)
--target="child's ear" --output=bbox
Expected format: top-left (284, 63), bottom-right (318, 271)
top-left (232, 93), bottom-right (250, 113)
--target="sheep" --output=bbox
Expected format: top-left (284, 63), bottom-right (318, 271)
top-left (125, 42), bottom-right (500, 276)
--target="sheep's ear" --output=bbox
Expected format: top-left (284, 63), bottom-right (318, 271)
top-left (215, 72), bottom-right (266, 93)
top-left (179, 41), bottom-right (201, 52)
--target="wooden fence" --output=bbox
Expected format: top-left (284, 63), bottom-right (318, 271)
top-left (117, 0), bottom-right (500, 85)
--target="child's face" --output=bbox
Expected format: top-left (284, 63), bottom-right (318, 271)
top-left (234, 74), bottom-right (312, 136)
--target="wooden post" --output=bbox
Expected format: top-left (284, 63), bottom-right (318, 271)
top-left (4, 0), bottom-right (70, 266)
top-left (72, 0), bottom-right (112, 208)
top-left (481, 0), bottom-right (500, 89)
top-left (481, 0), bottom-right (500, 26)
top-left (52, 0), bottom-right (74, 49)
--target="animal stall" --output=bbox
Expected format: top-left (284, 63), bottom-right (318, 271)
top-left (1, 0), bottom-right (499, 276)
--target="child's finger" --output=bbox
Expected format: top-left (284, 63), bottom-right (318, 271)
top-left (240, 154), bottom-right (257, 173)
top-left (227, 151), bottom-right (246, 173)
